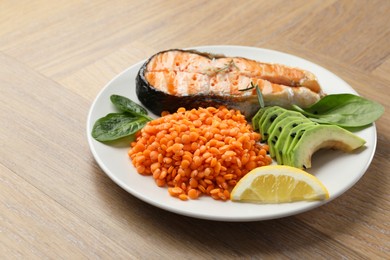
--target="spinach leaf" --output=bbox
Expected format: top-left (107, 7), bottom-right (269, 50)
top-left (92, 113), bottom-right (149, 141)
top-left (292, 94), bottom-right (384, 127)
top-left (92, 94), bottom-right (153, 142)
top-left (110, 94), bottom-right (149, 117)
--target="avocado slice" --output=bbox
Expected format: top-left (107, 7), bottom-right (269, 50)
top-left (259, 107), bottom-right (286, 141)
top-left (271, 118), bottom-right (312, 164)
top-left (256, 106), bottom-right (283, 141)
top-left (252, 106), bottom-right (274, 132)
top-left (283, 123), bottom-right (318, 166)
top-left (251, 107), bottom-right (267, 131)
top-left (268, 116), bottom-right (310, 157)
top-left (289, 125), bottom-right (366, 169)
top-left (264, 110), bottom-right (305, 142)
top-left (267, 116), bottom-right (299, 157)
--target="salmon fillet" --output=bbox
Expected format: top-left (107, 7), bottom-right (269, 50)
top-left (137, 49), bottom-right (325, 118)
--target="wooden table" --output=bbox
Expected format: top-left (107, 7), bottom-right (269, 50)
top-left (1, 1), bottom-right (389, 258)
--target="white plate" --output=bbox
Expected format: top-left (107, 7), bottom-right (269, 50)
top-left (86, 45), bottom-right (377, 221)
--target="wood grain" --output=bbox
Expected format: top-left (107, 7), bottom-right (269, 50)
top-left (1, 0), bottom-right (389, 258)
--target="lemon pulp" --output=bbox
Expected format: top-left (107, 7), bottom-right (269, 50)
top-left (231, 165), bottom-right (329, 203)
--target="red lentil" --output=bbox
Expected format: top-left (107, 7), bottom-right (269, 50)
top-left (128, 106), bottom-right (272, 201)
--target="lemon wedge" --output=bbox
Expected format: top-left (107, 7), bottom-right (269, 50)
top-left (231, 165), bottom-right (329, 203)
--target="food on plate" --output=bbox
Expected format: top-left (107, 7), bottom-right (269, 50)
top-left (91, 95), bottom-right (152, 141)
top-left (289, 125), bottom-right (366, 169)
top-left (230, 165), bottom-right (329, 203)
top-left (91, 46), bottom-right (384, 204)
top-left (136, 49), bottom-right (325, 119)
top-left (128, 106), bottom-right (272, 200)
top-left (253, 106), bottom-right (366, 169)
top-left (291, 93), bottom-right (385, 128)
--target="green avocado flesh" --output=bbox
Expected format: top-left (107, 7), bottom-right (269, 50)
top-left (275, 121), bottom-right (318, 165)
top-left (256, 106), bottom-right (282, 141)
top-left (252, 107), bottom-right (268, 131)
top-left (260, 107), bottom-right (286, 141)
top-left (264, 110), bottom-right (304, 140)
top-left (289, 125), bottom-right (366, 169)
top-left (268, 116), bottom-right (310, 158)
top-left (253, 107), bottom-right (366, 169)
top-left (283, 123), bottom-right (318, 166)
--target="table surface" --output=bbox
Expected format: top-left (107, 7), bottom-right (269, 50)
top-left (1, 0), bottom-right (389, 258)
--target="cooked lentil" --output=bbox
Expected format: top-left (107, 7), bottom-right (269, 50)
top-left (128, 106), bottom-right (271, 201)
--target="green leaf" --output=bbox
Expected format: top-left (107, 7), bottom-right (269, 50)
top-left (91, 113), bottom-right (149, 141)
top-left (110, 95), bottom-right (149, 116)
top-left (292, 94), bottom-right (384, 127)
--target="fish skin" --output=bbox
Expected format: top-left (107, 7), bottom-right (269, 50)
top-left (136, 49), bottom-right (325, 119)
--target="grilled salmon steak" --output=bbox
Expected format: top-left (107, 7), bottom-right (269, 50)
top-left (136, 49), bottom-right (324, 118)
